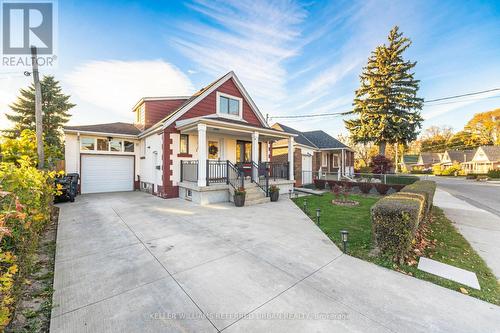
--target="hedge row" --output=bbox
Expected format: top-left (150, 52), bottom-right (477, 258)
top-left (313, 179), bottom-right (405, 194)
top-left (371, 180), bottom-right (436, 261)
top-left (0, 132), bottom-right (56, 329)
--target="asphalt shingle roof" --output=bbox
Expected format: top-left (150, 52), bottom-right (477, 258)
top-left (447, 150), bottom-right (476, 163)
top-left (302, 130), bottom-right (349, 149)
top-left (480, 146), bottom-right (500, 161)
top-left (419, 152), bottom-right (441, 164)
top-left (64, 122), bottom-right (141, 136)
top-left (275, 123), bottom-right (350, 150)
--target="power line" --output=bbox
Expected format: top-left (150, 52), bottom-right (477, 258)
top-left (268, 87), bottom-right (500, 120)
top-left (424, 88), bottom-right (500, 103)
top-left (269, 111), bottom-right (345, 119)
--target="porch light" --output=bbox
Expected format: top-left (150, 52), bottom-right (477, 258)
top-left (316, 208), bottom-right (321, 225)
top-left (340, 230), bottom-right (349, 253)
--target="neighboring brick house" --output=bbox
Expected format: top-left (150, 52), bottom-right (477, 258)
top-left (270, 123), bottom-right (354, 186)
top-left (63, 72), bottom-right (295, 204)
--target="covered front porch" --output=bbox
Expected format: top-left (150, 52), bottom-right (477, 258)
top-left (317, 149), bottom-right (355, 180)
top-left (174, 117), bottom-right (295, 204)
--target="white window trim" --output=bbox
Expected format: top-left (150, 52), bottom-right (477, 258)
top-left (216, 91), bottom-right (243, 120)
top-left (80, 136), bottom-right (135, 154)
top-left (322, 152), bottom-right (328, 167)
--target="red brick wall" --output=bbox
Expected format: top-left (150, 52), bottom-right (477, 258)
top-left (312, 152), bottom-right (321, 173)
top-left (160, 127), bottom-right (179, 198)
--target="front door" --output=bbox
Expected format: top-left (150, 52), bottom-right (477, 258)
top-left (236, 141), bottom-right (252, 177)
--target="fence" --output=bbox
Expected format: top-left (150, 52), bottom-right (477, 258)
top-left (207, 160), bottom-right (227, 185)
top-left (180, 160), bottom-right (198, 182)
top-left (301, 171), bottom-right (420, 186)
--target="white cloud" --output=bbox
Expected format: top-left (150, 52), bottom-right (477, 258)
top-left (64, 60), bottom-right (194, 119)
top-left (171, 0), bottom-right (307, 106)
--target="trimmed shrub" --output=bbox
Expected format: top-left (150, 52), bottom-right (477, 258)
top-left (400, 180), bottom-right (436, 216)
top-left (371, 192), bottom-right (426, 261)
top-left (487, 169), bottom-right (500, 179)
top-left (314, 179), bottom-right (326, 189)
top-left (359, 182), bottom-right (372, 194)
top-left (391, 184), bottom-right (405, 192)
top-left (385, 174), bottom-right (419, 185)
top-left (374, 183), bottom-right (390, 195)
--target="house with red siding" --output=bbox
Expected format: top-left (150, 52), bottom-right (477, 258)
top-left (63, 71), bottom-right (296, 205)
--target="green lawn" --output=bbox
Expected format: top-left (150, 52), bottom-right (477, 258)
top-left (293, 193), bottom-right (500, 305)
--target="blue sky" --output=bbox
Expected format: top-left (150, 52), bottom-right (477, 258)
top-left (1, 0), bottom-right (499, 137)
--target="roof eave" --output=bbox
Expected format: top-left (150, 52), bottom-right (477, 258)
top-left (64, 129), bottom-right (139, 139)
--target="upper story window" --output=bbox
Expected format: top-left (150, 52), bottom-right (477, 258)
top-left (217, 92), bottom-right (242, 118)
top-left (135, 104), bottom-right (145, 124)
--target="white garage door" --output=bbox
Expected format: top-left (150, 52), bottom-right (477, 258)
top-left (81, 155), bottom-right (134, 194)
top-left (302, 154), bottom-right (313, 185)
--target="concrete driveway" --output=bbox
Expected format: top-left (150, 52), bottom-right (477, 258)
top-left (51, 192), bottom-right (500, 332)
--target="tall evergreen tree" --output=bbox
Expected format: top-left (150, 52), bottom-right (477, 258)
top-left (345, 26), bottom-right (423, 156)
top-left (4, 75), bottom-right (75, 158)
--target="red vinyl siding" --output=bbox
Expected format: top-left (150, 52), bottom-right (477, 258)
top-left (144, 99), bottom-right (186, 129)
top-left (176, 78), bottom-right (264, 127)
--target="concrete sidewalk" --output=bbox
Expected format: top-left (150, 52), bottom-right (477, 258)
top-left (434, 189), bottom-right (500, 279)
top-left (51, 192), bottom-right (500, 332)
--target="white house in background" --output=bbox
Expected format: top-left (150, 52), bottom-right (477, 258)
top-left (270, 123), bottom-right (354, 186)
top-left (462, 146), bottom-right (500, 174)
top-left (63, 71), bottom-right (295, 205)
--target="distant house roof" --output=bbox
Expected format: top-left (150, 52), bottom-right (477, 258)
top-left (447, 150), bottom-right (476, 163)
top-left (64, 122), bottom-right (141, 136)
top-left (479, 146), bottom-right (500, 162)
top-left (302, 131), bottom-right (350, 149)
top-left (402, 154), bottom-right (419, 164)
top-left (274, 123), bottom-right (350, 150)
top-left (274, 123), bottom-right (316, 147)
top-left (419, 152), bottom-right (441, 165)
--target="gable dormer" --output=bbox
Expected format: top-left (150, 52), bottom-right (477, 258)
top-left (133, 97), bottom-right (189, 131)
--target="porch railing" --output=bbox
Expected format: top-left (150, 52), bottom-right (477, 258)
top-left (207, 160), bottom-right (227, 186)
top-left (180, 160), bottom-right (198, 182)
top-left (180, 159), bottom-right (289, 188)
top-left (264, 162), bottom-right (289, 181)
top-left (227, 161), bottom-right (244, 190)
top-left (252, 162), bottom-right (269, 196)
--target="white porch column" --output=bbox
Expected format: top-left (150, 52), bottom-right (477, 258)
top-left (288, 136), bottom-right (294, 181)
top-left (251, 132), bottom-right (259, 180)
top-left (197, 124), bottom-right (207, 187)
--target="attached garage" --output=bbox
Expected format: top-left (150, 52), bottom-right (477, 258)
top-left (81, 155), bottom-right (134, 194)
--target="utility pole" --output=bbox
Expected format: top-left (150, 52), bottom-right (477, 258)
top-left (394, 142), bottom-right (398, 173)
top-left (31, 46), bottom-right (44, 168)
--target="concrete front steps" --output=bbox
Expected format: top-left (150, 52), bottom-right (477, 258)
top-left (229, 182), bottom-right (269, 206)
